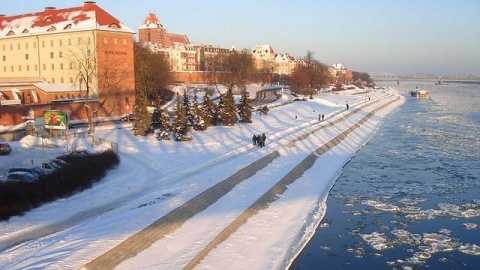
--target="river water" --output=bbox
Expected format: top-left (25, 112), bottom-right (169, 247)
top-left (291, 81), bottom-right (480, 270)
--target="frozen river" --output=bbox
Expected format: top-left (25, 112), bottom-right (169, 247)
top-left (291, 81), bottom-right (480, 269)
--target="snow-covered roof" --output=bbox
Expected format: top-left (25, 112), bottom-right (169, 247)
top-left (332, 63), bottom-right (347, 70)
top-left (33, 82), bottom-right (84, 93)
top-left (0, 2), bottom-right (134, 37)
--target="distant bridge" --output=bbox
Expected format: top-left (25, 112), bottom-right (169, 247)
top-left (370, 72), bottom-right (480, 82)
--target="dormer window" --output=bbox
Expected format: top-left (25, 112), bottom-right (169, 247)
top-left (45, 17), bottom-right (52, 22)
top-left (47, 26), bottom-right (56, 32)
top-left (64, 24), bottom-right (72, 30)
top-left (7, 30), bottom-right (15, 36)
top-left (109, 23), bottom-right (119, 29)
top-left (22, 29), bottom-right (29, 34)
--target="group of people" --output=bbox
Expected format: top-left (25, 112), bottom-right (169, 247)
top-left (252, 134), bottom-right (267, 148)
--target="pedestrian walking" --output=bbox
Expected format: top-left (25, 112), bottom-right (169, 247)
top-left (261, 133), bottom-right (266, 147)
top-left (322, 114), bottom-right (325, 121)
top-left (257, 134), bottom-right (262, 147)
top-left (252, 134), bottom-right (257, 146)
top-left (346, 102), bottom-right (349, 110)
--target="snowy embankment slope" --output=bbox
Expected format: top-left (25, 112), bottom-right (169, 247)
top-left (0, 87), bottom-right (405, 270)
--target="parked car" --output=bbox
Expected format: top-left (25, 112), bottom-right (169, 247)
top-left (121, 113), bottom-right (135, 122)
top-left (0, 142), bottom-right (12, 155)
top-left (23, 159), bottom-right (59, 173)
top-left (7, 167), bottom-right (46, 177)
top-left (56, 150), bottom-right (91, 161)
top-left (6, 171), bottom-right (38, 182)
top-left (52, 158), bottom-right (69, 167)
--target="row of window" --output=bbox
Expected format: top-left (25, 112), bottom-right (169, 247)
top-left (1, 62), bottom-right (78, 73)
top-left (1, 50), bottom-right (90, 61)
top-left (1, 37), bottom-right (127, 52)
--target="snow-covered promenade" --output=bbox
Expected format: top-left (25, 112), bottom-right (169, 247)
top-left (0, 87), bottom-right (405, 270)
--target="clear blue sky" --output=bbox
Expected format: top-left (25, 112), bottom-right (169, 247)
top-left (3, 0), bottom-right (480, 76)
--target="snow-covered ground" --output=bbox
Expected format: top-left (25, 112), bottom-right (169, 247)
top-left (0, 86), bottom-right (405, 269)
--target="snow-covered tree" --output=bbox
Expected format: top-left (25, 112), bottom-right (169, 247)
top-left (218, 88), bottom-right (237, 126)
top-left (237, 88), bottom-right (252, 123)
top-left (171, 92), bottom-right (192, 141)
top-left (201, 92), bottom-right (215, 127)
top-left (156, 109), bottom-right (171, 140)
top-left (190, 92), bottom-right (207, 131)
top-left (183, 90), bottom-right (194, 125)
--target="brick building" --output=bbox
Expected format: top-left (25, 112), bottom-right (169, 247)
top-left (0, 1), bottom-right (136, 126)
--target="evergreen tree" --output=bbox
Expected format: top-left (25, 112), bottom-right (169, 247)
top-left (133, 88), bottom-right (150, 136)
top-left (171, 92), bottom-right (192, 141)
top-left (237, 88), bottom-right (252, 123)
top-left (201, 92), bottom-right (214, 127)
top-left (219, 88), bottom-right (237, 126)
top-left (191, 92), bottom-right (207, 131)
top-left (157, 109), bottom-right (171, 140)
top-left (183, 90), bottom-right (194, 125)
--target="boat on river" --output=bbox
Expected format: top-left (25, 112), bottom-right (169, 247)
top-left (410, 87), bottom-right (428, 98)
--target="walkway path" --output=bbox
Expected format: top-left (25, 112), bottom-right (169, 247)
top-left (81, 94), bottom-right (399, 270)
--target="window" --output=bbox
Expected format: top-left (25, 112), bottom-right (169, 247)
top-left (87, 49), bottom-right (91, 56)
top-left (2, 44), bottom-right (4, 51)
top-left (26, 65), bottom-right (29, 71)
top-left (25, 42), bottom-right (29, 49)
top-left (61, 77), bottom-right (64, 83)
top-left (42, 41), bottom-right (45, 48)
top-left (18, 65), bottom-right (21, 71)
top-left (51, 63), bottom-right (54, 70)
top-left (103, 37), bottom-right (108, 44)
top-left (123, 39), bottom-right (127, 46)
top-left (60, 63), bottom-right (64, 70)
top-left (50, 52), bottom-right (54, 58)
top-left (50, 40), bottom-right (54, 47)
top-left (59, 39), bottom-right (63, 46)
top-left (87, 37), bottom-right (91, 44)
top-left (51, 78), bottom-right (55, 83)
top-left (68, 39), bottom-right (72, 46)
top-left (10, 44), bottom-right (13, 50)
top-left (10, 66), bottom-right (14, 72)
top-left (42, 64), bottom-right (46, 70)
top-left (59, 51), bottom-right (63, 58)
top-left (2, 55), bottom-right (5, 61)
top-left (114, 38), bottom-right (118, 45)
top-left (25, 54), bottom-right (29, 60)
top-left (69, 62), bottom-right (73, 69)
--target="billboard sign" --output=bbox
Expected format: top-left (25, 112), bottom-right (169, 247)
top-left (43, 110), bottom-right (68, 130)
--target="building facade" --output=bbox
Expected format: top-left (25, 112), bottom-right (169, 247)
top-left (0, 1), bottom-right (136, 126)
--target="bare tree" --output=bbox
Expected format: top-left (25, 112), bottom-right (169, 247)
top-left (290, 51), bottom-right (329, 97)
top-left (65, 36), bottom-right (97, 134)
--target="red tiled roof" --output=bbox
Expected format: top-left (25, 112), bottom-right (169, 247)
top-left (0, 2), bottom-right (133, 35)
top-left (168, 33), bottom-right (190, 45)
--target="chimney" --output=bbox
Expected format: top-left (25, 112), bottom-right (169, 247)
top-left (45, 7), bottom-right (56, 11)
top-left (84, 1), bottom-right (96, 10)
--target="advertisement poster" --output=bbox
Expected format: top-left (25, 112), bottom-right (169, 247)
top-left (43, 110), bottom-right (68, 130)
